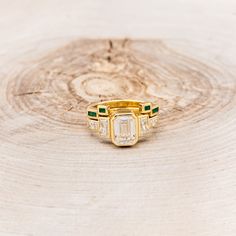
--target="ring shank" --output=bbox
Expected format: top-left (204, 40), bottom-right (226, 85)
top-left (88, 100), bottom-right (143, 110)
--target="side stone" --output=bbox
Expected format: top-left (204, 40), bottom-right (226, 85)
top-left (140, 115), bottom-right (150, 135)
top-left (99, 117), bottom-right (110, 138)
top-left (88, 119), bottom-right (98, 130)
top-left (150, 115), bottom-right (158, 127)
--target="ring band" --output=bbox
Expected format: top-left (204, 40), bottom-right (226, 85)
top-left (87, 100), bottom-right (159, 146)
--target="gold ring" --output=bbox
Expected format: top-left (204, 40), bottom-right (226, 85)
top-left (87, 100), bottom-right (159, 146)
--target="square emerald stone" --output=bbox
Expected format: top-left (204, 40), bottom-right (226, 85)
top-left (99, 108), bottom-right (106, 113)
top-left (88, 111), bottom-right (97, 117)
top-left (144, 105), bottom-right (151, 111)
top-left (152, 107), bottom-right (159, 114)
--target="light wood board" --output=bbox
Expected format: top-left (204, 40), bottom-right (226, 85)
top-left (0, 0), bottom-right (236, 236)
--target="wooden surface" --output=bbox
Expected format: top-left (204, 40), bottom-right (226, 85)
top-left (0, 1), bottom-right (236, 236)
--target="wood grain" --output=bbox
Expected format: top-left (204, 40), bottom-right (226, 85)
top-left (6, 39), bottom-right (236, 133)
top-left (0, 1), bottom-right (236, 236)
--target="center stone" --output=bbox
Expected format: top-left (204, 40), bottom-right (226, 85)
top-left (112, 113), bottom-right (138, 146)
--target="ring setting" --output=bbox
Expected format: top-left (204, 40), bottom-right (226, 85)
top-left (87, 100), bottom-right (159, 146)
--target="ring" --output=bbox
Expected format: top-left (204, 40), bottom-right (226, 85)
top-left (87, 100), bottom-right (159, 146)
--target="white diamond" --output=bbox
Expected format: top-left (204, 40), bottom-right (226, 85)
top-left (112, 113), bottom-right (138, 146)
top-left (88, 119), bottom-right (98, 130)
top-left (140, 115), bottom-right (149, 135)
top-left (99, 118), bottom-right (109, 138)
top-left (150, 116), bottom-right (158, 127)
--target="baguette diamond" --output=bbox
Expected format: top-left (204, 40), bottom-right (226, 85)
top-left (140, 115), bottom-right (149, 135)
top-left (99, 118), bottom-right (109, 138)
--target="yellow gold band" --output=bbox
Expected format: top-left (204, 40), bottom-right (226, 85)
top-left (87, 100), bottom-right (159, 146)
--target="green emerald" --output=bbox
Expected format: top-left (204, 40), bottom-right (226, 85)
top-left (99, 108), bottom-right (106, 113)
top-left (88, 111), bottom-right (97, 117)
top-left (144, 105), bottom-right (151, 111)
top-left (152, 107), bottom-right (159, 113)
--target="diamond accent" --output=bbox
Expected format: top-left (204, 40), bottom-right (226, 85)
top-left (99, 118), bottom-right (109, 138)
top-left (88, 119), bottom-right (98, 130)
top-left (88, 111), bottom-right (97, 117)
top-left (112, 114), bottom-right (137, 146)
top-left (150, 116), bottom-right (158, 127)
top-left (140, 115), bottom-right (149, 135)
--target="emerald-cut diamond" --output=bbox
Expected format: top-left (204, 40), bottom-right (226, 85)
top-left (112, 113), bottom-right (138, 146)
